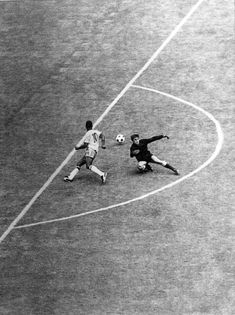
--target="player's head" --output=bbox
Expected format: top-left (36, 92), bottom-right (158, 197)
top-left (131, 134), bottom-right (139, 144)
top-left (86, 120), bottom-right (93, 130)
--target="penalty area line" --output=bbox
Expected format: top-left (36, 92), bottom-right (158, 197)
top-left (15, 88), bottom-right (224, 230)
top-left (13, 175), bottom-right (198, 230)
top-left (0, 0), bottom-right (206, 243)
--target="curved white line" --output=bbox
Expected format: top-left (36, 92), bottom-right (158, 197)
top-left (0, 0), bottom-right (206, 242)
top-left (15, 88), bottom-right (224, 229)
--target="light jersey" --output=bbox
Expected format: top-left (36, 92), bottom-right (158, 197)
top-left (83, 129), bottom-right (102, 152)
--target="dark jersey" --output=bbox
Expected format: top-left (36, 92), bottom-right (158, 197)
top-left (130, 135), bottom-right (164, 162)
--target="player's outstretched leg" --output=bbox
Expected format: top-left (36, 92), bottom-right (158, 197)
top-left (151, 155), bottom-right (179, 175)
top-left (164, 163), bottom-right (179, 175)
top-left (101, 172), bottom-right (107, 184)
top-left (64, 156), bottom-right (86, 182)
top-left (85, 156), bottom-right (107, 184)
top-left (64, 166), bottom-right (80, 182)
top-left (89, 165), bottom-right (107, 184)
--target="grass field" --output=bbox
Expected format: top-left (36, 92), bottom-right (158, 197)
top-left (0, 0), bottom-right (234, 314)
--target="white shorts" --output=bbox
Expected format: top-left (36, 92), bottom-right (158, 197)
top-left (85, 147), bottom-right (97, 159)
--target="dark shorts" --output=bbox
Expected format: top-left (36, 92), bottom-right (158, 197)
top-left (137, 153), bottom-right (153, 163)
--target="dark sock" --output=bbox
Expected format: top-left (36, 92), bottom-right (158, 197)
top-left (165, 163), bottom-right (178, 173)
top-left (146, 164), bottom-right (153, 171)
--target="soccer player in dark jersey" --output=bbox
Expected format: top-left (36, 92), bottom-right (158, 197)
top-left (130, 133), bottom-right (179, 175)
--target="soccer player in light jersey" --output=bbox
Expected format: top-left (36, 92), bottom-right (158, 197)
top-left (64, 120), bottom-right (107, 184)
top-left (130, 133), bottom-right (179, 175)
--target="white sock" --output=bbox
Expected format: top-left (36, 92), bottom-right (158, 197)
top-left (69, 168), bottom-right (79, 180)
top-left (89, 165), bottom-right (104, 176)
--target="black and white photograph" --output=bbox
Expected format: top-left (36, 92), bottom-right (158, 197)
top-left (0, 0), bottom-right (234, 314)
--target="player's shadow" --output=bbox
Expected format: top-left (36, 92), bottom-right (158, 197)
top-left (68, 172), bottom-right (101, 185)
top-left (126, 168), bottom-right (154, 176)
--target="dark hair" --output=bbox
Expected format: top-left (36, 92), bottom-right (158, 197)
top-left (86, 120), bottom-right (93, 130)
top-left (131, 134), bottom-right (139, 141)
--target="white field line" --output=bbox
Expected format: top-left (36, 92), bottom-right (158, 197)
top-left (0, 0), bottom-right (206, 243)
top-left (15, 87), bottom-right (224, 229)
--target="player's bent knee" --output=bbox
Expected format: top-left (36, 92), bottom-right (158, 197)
top-left (137, 161), bottom-right (147, 171)
top-left (88, 163), bottom-right (94, 170)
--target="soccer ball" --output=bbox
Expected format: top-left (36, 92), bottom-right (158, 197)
top-left (116, 134), bottom-right (125, 144)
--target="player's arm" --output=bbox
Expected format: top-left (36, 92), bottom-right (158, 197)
top-left (130, 146), bottom-right (140, 157)
top-left (75, 142), bottom-right (88, 150)
top-left (99, 132), bottom-right (106, 149)
top-left (145, 135), bottom-right (169, 144)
